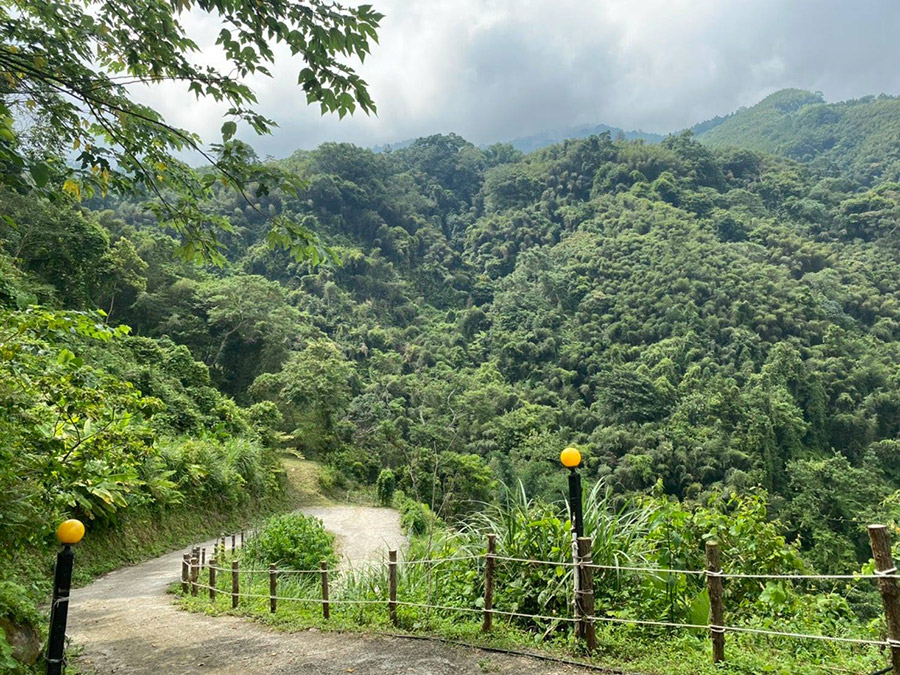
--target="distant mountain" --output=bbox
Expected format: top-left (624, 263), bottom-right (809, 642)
top-left (372, 89), bottom-right (900, 185)
top-left (503, 123), bottom-right (664, 153)
top-left (694, 88), bottom-right (900, 186)
top-left (372, 123), bottom-right (663, 155)
top-left (371, 138), bottom-right (417, 153)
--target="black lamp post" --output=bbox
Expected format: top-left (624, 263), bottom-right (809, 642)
top-left (560, 447), bottom-right (583, 538)
top-left (47, 519), bottom-right (84, 675)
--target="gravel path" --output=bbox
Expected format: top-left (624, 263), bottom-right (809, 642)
top-left (69, 506), bottom-right (594, 674)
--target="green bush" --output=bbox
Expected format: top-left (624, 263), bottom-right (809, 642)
top-left (243, 513), bottom-right (337, 570)
top-left (400, 482), bottom-right (816, 629)
top-left (395, 491), bottom-right (440, 536)
top-left (317, 464), bottom-right (345, 493)
top-left (375, 469), bottom-right (396, 506)
top-left (0, 580), bottom-right (42, 673)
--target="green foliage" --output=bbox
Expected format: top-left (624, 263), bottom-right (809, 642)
top-left (2, 85), bottom-right (899, 661)
top-left (0, 308), bottom-right (156, 544)
top-left (395, 491), bottom-right (441, 536)
top-left (0, 582), bottom-right (41, 629)
top-left (375, 469), bottom-right (396, 506)
top-left (384, 482), bottom-right (858, 651)
top-left (243, 513), bottom-right (337, 571)
top-left (697, 89), bottom-right (900, 186)
top-left (0, 0), bottom-right (383, 263)
top-left (0, 580), bottom-right (39, 674)
top-left (0, 305), bottom-right (283, 550)
top-left (56, 116), bottom-right (895, 575)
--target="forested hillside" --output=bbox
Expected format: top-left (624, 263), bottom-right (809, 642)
top-left (2, 68), bottom-right (900, 669)
top-left (4, 121), bottom-right (896, 575)
top-left (695, 88), bottom-right (900, 187)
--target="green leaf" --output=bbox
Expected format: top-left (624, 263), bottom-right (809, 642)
top-left (686, 588), bottom-right (710, 631)
top-left (221, 121), bottom-right (238, 141)
top-left (30, 162), bottom-right (51, 188)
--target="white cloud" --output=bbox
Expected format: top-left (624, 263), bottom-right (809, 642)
top-left (129, 0), bottom-right (900, 160)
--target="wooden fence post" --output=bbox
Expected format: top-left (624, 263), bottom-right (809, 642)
top-left (268, 564), bottom-right (277, 613)
top-left (241, 529), bottom-right (245, 548)
top-left (576, 537), bottom-right (597, 653)
top-left (209, 558), bottom-right (217, 601)
top-left (482, 534), bottom-right (496, 632)
top-left (320, 561), bottom-right (330, 620)
top-left (231, 560), bottom-right (239, 609)
top-left (869, 525), bottom-right (900, 675)
top-left (705, 540), bottom-right (725, 664)
top-left (181, 553), bottom-right (190, 594)
top-left (190, 555), bottom-right (199, 596)
top-left (231, 534), bottom-right (236, 554)
top-left (388, 550), bottom-right (398, 626)
top-left (201, 547), bottom-right (206, 567)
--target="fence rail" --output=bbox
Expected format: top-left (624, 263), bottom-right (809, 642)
top-left (182, 523), bottom-right (900, 673)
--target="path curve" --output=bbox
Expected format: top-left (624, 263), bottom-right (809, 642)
top-left (69, 506), bottom-right (591, 674)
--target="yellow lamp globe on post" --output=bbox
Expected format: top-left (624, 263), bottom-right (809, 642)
top-left (56, 519), bottom-right (85, 546)
top-left (560, 447), bottom-right (584, 537)
top-left (560, 446), bottom-right (581, 469)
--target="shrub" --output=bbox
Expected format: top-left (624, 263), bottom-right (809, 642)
top-left (395, 491), bottom-right (440, 536)
top-left (243, 513), bottom-right (337, 570)
top-left (0, 581), bottom-right (42, 672)
top-left (248, 401), bottom-right (284, 448)
top-left (317, 464), bottom-right (345, 493)
top-left (375, 469), bottom-right (396, 506)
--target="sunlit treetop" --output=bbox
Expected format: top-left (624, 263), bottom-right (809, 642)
top-left (0, 0), bottom-right (383, 264)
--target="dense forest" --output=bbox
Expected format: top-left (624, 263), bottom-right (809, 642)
top-left (696, 88), bottom-right (900, 187)
top-left (3, 89), bottom-right (898, 587)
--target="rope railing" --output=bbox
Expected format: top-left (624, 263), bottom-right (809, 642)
top-left (190, 580), bottom-right (890, 647)
top-left (205, 554), bottom-right (483, 576)
top-left (186, 525), bottom-right (900, 672)
top-left (492, 554), bottom-right (900, 580)
top-left (208, 562), bottom-right (900, 581)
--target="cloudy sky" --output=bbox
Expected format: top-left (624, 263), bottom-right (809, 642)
top-left (139, 0), bottom-right (900, 158)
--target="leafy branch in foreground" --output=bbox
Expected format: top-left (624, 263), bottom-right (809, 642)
top-left (0, 0), bottom-right (383, 262)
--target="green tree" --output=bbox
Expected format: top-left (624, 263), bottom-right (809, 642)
top-left (93, 238), bottom-right (148, 321)
top-left (0, 0), bottom-right (382, 261)
top-left (250, 338), bottom-right (356, 455)
top-left (375, 468), bottom-right (396, 506)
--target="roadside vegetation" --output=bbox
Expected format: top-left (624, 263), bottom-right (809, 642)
top-left (180, 484), bottom-right (893, 675)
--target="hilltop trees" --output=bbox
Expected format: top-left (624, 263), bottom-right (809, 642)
top-left (697, 89), bottom-right (900, 187)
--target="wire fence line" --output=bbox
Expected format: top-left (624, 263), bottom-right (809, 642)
top-left (204, 557), bottom-right (900, 581)
top-left (204, 554), bottom-right (485, 576)
top-left (186, 535), bottom-right (899, 655)
top-left (493, 555), bottom-right (899, 581)
top-left (190, 579), bottom-right (891, 648)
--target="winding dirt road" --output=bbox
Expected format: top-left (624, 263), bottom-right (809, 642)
top-left (69, 506), bottom-right (592, 674)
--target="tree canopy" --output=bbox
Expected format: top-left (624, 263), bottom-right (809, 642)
top-left (0, 0), bottom-right (382, 262)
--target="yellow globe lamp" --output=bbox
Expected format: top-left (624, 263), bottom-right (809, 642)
top-left (560, 446), bottom-right (581, 469)
top-left (56, 519), bottom-right (85, 546)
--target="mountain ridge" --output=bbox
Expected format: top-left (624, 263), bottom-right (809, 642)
top-left (372, 88), bottom-right (900, 186)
